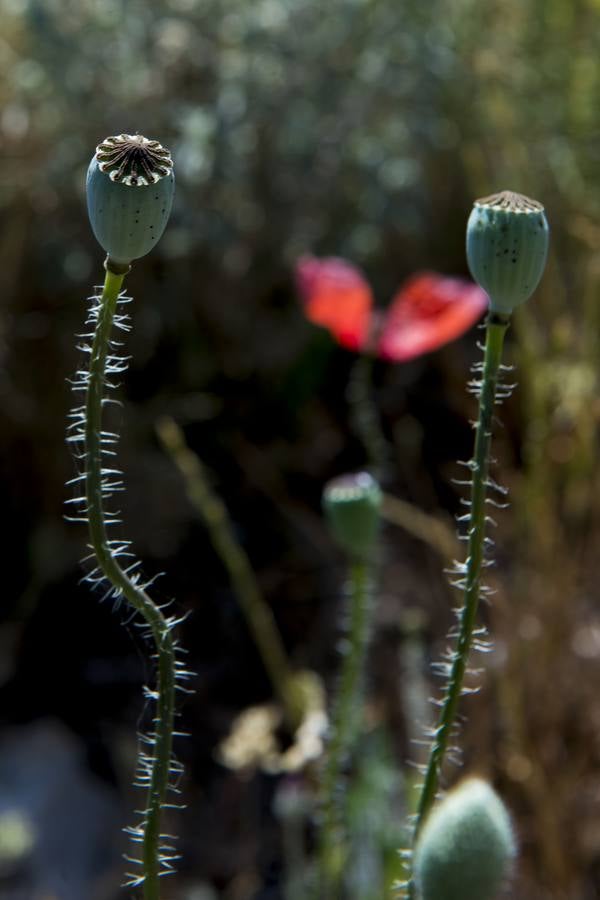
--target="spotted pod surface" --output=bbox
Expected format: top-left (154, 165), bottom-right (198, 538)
top-left (466, 190), bottom-right (549, 316)
top-left (86, 134), bottom-right (175, 267)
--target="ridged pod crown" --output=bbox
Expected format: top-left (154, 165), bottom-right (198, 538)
top-left (413, 778), bottom-right (516, 900)
top-left (322, 471), bottom-right (382, 560)
top-left (86, 134), bottom-right (175, 270)
top-left (466, 190), bottom-right (549, 316)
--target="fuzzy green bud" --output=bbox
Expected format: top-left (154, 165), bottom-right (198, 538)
top-left (323, 472), bottom-right (382, 560)
top-left (466, 190), bottom-right (549, 316)
top-left (413, 778), bottom-right (516, 900)
top-left (86, 133), bottom-right (175, 272)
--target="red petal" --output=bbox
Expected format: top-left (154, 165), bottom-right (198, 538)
top-left (378, 272), bottom-right (489, 362)
top-left (295, 255), bottom-right (373, 351)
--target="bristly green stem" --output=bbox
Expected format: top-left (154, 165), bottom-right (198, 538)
top-left (407, 313), bottom-right (509, 897)
top-left (318, 559), bottom-right (371, 899)
top-left (85, 268), bottom-right (176, 900)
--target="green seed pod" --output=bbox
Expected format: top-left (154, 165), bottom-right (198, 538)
top-left (466, 190), bottom-right (549, 316)
top-left (86, 133), bottom-right (175, 271)
top-left (414, 778), bottom-right (516, 900)
top-left (323, 472), bottom-right (382, 561)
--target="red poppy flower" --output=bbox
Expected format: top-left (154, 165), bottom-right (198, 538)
top-left (294, 256), bottom-right (373, 352)
top-left (295, 256), bottom-right (488, 362)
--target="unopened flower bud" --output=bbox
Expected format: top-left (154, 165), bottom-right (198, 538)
top-left (86, 133), bottom-right (175, 271)
top-left (414, 778), bottom-right (516, 900)
top-left (466, 190), bottom-right (549, 316)
top-left (323, 472), bottom-right (382, 560)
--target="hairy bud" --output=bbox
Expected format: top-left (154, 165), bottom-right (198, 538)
top-left (413, 778), bottom-right (516, 900)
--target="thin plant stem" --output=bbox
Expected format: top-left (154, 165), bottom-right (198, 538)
top-left (381, 493), bottom-right (459, 563)
top-left (155, 414), bottom-right (303, 730)
top-left (407, 313), bottom-right (509, 897)
top-left (347, 354), bottom-right (389, 481)
top-left (84, 268), bottom-right (177, 900)
top-left (318, 559), bottom-right (371, 899)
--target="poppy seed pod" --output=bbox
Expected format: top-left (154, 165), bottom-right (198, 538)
top-left (323, 471), bottom-right (382, 561)
top-left (466, 190), bottom-right (549, 316)
top-left (86, 134), bottom-right (175, 270)
top-left (413, 778), bottom-right (516, 900)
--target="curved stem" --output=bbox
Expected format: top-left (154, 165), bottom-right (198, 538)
top-left (318, 559), bottom-right (371, 899)
top-left (408, 314), bottom-right (509, 896)
top-left (156, 415), bottom-right (303, 730)
top-left (381, 493), bottom-right (459, 563)
top-left (84, 269), bottom-right (176, 900)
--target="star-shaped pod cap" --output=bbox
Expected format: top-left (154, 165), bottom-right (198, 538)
top-left (86, 134), bottom-right (175, 269)
top-left (466, 190), bottom-right (549, 316)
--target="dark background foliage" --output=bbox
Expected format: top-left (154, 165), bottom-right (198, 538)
top-left (1, 0), bottom-right (600, 897)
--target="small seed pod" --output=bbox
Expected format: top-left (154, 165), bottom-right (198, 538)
top-left (466, 190), bottom-right (549, 316)
top-left (322, 471), bottom-right (382, 561)
top-left (413, 778), bottom-right (516, 900)
top-left (86, 133), bottom-right (175, 271)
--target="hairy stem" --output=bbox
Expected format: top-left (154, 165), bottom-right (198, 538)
top-left (318, 559), bottom-right (371, 899)
top-left (156, 414), bottom-right (303, 730)
top-left (84, 268), bottom-right (177, 900)
top-left (408, 313), bottom-right (509, 895)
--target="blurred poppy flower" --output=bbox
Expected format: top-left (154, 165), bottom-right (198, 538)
top-left (295, 256), bottom-right (488, 362)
